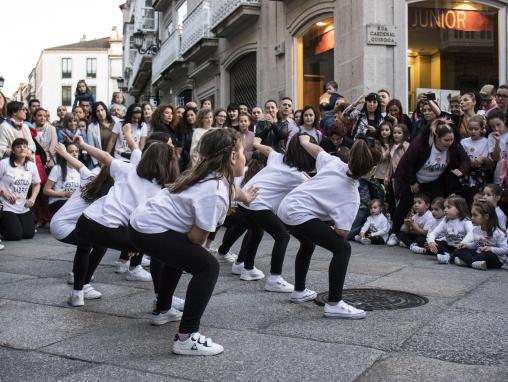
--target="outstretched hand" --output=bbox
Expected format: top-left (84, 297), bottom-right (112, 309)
top-left (242, 186), bottom-right (259, 205)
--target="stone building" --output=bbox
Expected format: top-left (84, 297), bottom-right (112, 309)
top-left (122, 0), bottom-right (507, 112)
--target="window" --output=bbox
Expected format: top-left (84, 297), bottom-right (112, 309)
top-left (230, 53), bottom-right (257, 108)
top-left (89, 86), bottom-right (96, 97)
top-left (86, 58), bottom-right (97, 78)
top-left (62, 86), bottom-right (72, 106)
top-left (62, 58), bottom-right (72, 78)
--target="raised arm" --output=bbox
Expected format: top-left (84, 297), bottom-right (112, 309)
top-left (299, 134), bottom-right (323, 159)
top-left (74, 135), bottom-right (113, 167)
top-left (122, 123), bottom-right (139, 152)
top-left (253, 137), bottom-right (272, 157)
top-left (55, 143), bottom-right (83, 170)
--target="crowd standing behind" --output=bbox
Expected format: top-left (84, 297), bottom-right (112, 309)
top-left (0, 78), bottom-right (507, 356)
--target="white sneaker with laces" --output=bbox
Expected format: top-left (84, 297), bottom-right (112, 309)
top-left (264, 276), bottom-right (294, 293)
top-left (240, 266), bottom-right (265, 281)
top-left (126, 265), bottom-right (152, 282)
top-left (324, 300), bottom-right (366, 319)
top-left (436, 253), bottom-right (450, 264)
top-left (172, 296), bottom-right (185, 311)
top-left (115, 260), bottom-right (130, 274)
top-left (472, 261), bottom-right (487, 270)
top-left (231, 262), bottom-right (243, 275)
top-left (360, 237), bottom-right (371, 245)
top-left (141, 255), bottom-right (151, 267)
top-left (454, 257), bottom-right (467, 267)
top-left (67, 290), bottom-right (84, 307)
top-left (151, 307), bottom-right (183, 326)
top-left (83, 284), bottom-right (102, 299)
top-left (291, 288), bottom-right (317, 303)
top-left (173, 332), bottom-right (224, 356)
top-left (216, 251), bottom-right (237, 264)
top-left (67, 271), bottom-right (74, 285)
top-left (410, 244), bottom-right (426, 254)
top-left (387, 233), bottom-right (399, 246)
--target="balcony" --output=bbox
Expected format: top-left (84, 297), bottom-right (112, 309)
top-left (211, 0), bottom-right (261, 38)
top-left (137, 7), bottom-right (156, 32)
top-left (181, 1), bottom-right (218, 62)
top-left (129, 52), bottom-right (152, 96)
top-left (153, 0), bottom-right (172, 11)
top-left (152, 30), bottom-right (183, 84)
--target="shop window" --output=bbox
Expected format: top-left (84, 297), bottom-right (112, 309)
top-left (408, 1), bottom-right (499, 111)
top-left (229, 53), bottom-right (257, 108)
top-left (297, 18), bottom-right (334, 108)
top-left (62, 86), bottom-right (72, 106)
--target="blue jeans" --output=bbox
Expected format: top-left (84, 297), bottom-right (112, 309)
top-left (347, 206), bottom-right (369, 240)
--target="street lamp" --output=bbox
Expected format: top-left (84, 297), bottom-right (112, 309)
top-left (0, 76), bottom-right (4, 90)
top-left (132, 29), bottom-right (159, 55)
top-left (116, 76), bottom-right (126, 91)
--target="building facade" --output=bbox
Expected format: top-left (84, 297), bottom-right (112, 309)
top-left (123, 0), bottom-right (508, 112)
top-left (29, 28), bottom-right (123, 116)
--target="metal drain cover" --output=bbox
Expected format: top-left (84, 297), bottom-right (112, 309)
top-left (314, 288), bottom-right (428, 311)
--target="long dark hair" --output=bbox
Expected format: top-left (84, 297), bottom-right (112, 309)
top-left (362, 93), bottom-right (382, 122)
top-left (92, 101), bottom-right (114, 124)
top-left (225, 103), bottom-right (239, 127)
top-left (80, 166), bottom-right (114, 203)
top-left (178, 106), bottom-right (198, 133)
top-left (9, 138), bottom-right (30, 168)
top-left (386, 99), bottom-right (404, 122)
top-left (136, 142), bottom-right (179, 186)
top-left (348, 139), bottom-right (380, 179)
top-left (123, 104), bottom-right (144, 127)
top-left (151, 104), bottom-right (178, 131)
top-left (284, 133), bottom-right (316, 172)
top-left (298, 105), bottom-right (320, 129)
top-left (472, 201), bottom-right (498, 236)
top-left (169, 128), bottom-right (240, 209)
top-left (74, 80), bottom-right (91, 96)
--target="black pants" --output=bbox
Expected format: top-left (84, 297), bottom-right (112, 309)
top-left (0, 210), bottom-right (35, 241)
top-left (74, 215), bottom-right (137, 290)
top-left (48, 200), bottom-right (67, 215)
top-left (397, 232), bottom-right (426, 247)
top-left (287, 219), bottom-right (352, 303)
top-left (454, 248), bottom-right (502, 269)
top-left (119, 250), bottom-right (142, 267)
top-left (237, 206), bottom-right (290, 275)
top-left (364, 235), bottom-right (385, 245)
top-left (426, 240), bottom-right (455, 256)
top-left (129, 226), bottom-right (219, 333)
top-left (218, 209), bottom-right (248, 255)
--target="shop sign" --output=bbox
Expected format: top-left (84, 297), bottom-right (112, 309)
top-left (366, 25), bottom-right (397, 46)
top-left (409, 8), bottom-right (493, 32)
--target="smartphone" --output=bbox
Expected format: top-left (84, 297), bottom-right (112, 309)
top-left (426, 92), bottom-right (436, 101)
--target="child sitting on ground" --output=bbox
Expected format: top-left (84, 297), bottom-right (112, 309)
top-left (454, 201), bottom-right (508, 270)
top-left (355, 199), bottom-right (390, 245)
top-left (481, 184), bottom-right (507, 231)
top-left (397, 193), bottom-right (433, 254)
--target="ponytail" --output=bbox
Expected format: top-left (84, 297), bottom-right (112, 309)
top-left (348, 139), bottom-right (380, 179)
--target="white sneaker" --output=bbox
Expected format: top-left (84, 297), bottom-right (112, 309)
top-left (264, 276), bottom-right (294, 293)
top-left (0, 240), bottom-right (5, 250)
top-left (398, 241), bottom-right (408, 248)
top-left (472, 261), bottom-right (487, 270)
top-left (67, 271), bottom-right (74, 285)
top-left (150, 307), bottom-right (182, 326)
top-left (173, 332), bottom-right (224, 356)
top-left (141, 255), bottom-right (151, 267)
top-left (291, 288), bottom-right (317, 303)
top-left (387, 233), bottom-right (399, 246)
top-left (115, 260), bottom-right (130, 274)
top-left (436, 253), bottom-right (450, 264)
top-left (354, 235), bottom-right (362, 242)
top-left (240, 266), bottom-right (265, 281)
top-left (324, 300), bottom-right (366, 319)
top-left (360, 237), bottom-right (371, 245)
top-left (410, 244), bottom-right (426, 254)
top-left (454, 257), bottom-right (468, 267)
top-left (83, 284), bottom-right (102, 300)
top-left (207, 246), bottom-right (219, 256)
top-left (216, 251), bottom-right (237, 264)
top-left (67, 290), bottom-right (84, 307)
top-left (172, 296), bottom-right (185, 311)
top-left (231, 262), bottom-right (243, 275)
top-left (126, 265), bottom-right (152, 282)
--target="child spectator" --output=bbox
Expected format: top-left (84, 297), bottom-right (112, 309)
top-left (238, 112), bottom-right (255, 164)
top-left (481, 184), bottom-right (507, 231)
top-left (426, 196), bottom-right (474, 264)
top-left (384, 123), bottom-right (409, 215)
top-left (72, 80), bottom-right (95, 109)
top-left (454, 201), bottom-right (508, 270)
top-left (373, 121), bottom-right (393, 185)
top-left (354, 199), bottom-right (390, 245)
top-left (429, 197), bottom-right (445, 233)
top-left (487, 110), bottom-right (508, 185)
top-left (398, 193), bottom-right (433, 254)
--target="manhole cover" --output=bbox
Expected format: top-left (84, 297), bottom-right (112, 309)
top-left (314, 288), bottom-right (428, 311)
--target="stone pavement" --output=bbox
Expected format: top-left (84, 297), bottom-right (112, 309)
top-left (0, 230), bottom-right (507, 382)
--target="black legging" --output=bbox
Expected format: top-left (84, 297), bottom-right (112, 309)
top-left (49, 200), bottom-right (67, 215)
top-left (237, 206), bottom-right (290, 274)
top-left (119, 250), bottom-right (143, 267)
top-left (287, 218), bottom-right (352, 303)
top-left (218, 209), bottom-right (248, 256)
top-left (0, 210), bottom-right (35, 240)
top-left (129, 226), bottom-right (219, 333)
top-left (74, 215), bottom-right (138, 290)
top-left (454, 248), bottom-right (502, 269)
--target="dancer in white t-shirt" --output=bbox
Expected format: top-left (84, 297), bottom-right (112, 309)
top-left (129, 128), bottom-right (257, 356)
top-left (278, 135), bottom-right (379, 319)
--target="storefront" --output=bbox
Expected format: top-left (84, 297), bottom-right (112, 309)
top-left (407, 0), bottom-right (504, 111)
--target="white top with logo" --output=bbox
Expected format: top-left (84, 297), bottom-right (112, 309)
top-left (416, 144), bottom-right (448, 184)
top-left (47, 165), bottom-right (82, 204)
top-left (0, 158), bottom-right (41, 214)
top-left (112, 122), bottom-right (148, 161)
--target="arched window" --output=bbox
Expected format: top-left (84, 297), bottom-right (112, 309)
top-left (229, 52), bottom-right (257, 108)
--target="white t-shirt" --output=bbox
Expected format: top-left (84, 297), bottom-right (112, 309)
top-left (83, 149), bottom-right (156, 228)
top-left (461, 137), bottom-right (489, 160)
top-left (467, 226), bottom-right (508, 262)
top-left (496, 206), bottom-right (507, 231)
top-left (240, 151), bottom-right (307, 212)
top-left (130, 174), bottom-right (231, 234)
top-left (488, 131), bottom-right (508, 184)
top-left (278, 151), bottom-right (359, 230)
top-left (412, 210), bottom-right (434, 233)
top-left (50, 167), bottom-right (94, 240)
top-left (112, 122), bottom-right (147, 161)
top-left (287, 126), bottom-right (322, 146)
top-left (427, 218), bottom-right (474, 246)
top-left (360, 213), bottom-right (390, 241)
top-left (47, 165), bottom-right (82, 204)
top-left (416, 144), bottom-right (448, 184)
top-left (0, 158), bottom-right (41, 214)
